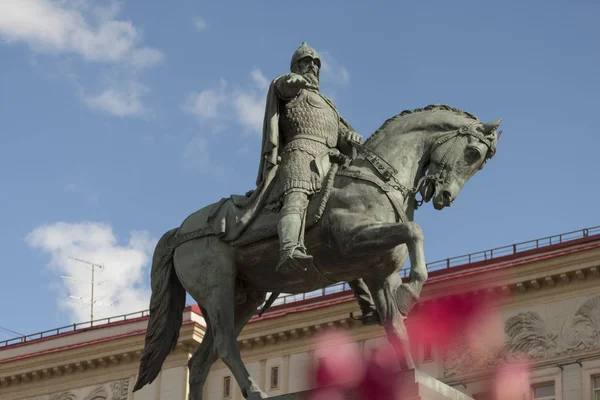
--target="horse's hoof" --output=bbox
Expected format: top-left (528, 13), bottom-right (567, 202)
top-left (396, 283), bottom-right (419, 315)
top-left (361, 309), bottom-right (382, 326)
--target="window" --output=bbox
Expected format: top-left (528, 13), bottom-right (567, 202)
top-left (270, 366), bottom-right (280, 389)
top-left (533, 383), bottom-right (555, 400)
top-left (223, 376), bottom-right (231, 398)
top-left (594, 376), bottom-right (600, 400)
top-left (423, 339), bottom-right (433, 362)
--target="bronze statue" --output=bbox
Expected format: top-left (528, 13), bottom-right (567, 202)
top-left (133, 42), bottom-right (503, 399)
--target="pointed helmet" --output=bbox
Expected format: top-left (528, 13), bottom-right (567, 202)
top-left (290, 42), bottom-right (321, 71)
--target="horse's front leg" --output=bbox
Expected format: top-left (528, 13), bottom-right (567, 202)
top-left (346, 221), bottom-right (427, 313)
top-left (369, 275), bottom-right (415, 371)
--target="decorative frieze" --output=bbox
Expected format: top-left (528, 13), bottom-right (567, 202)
top-left (0, 349), bottom-right (147, 388)
top-left (443, 294), bottom-right (600, 379)
top-left (235, 315), bottom-right (360, 351)
top-left (22, 378), bottom-right (130, 400)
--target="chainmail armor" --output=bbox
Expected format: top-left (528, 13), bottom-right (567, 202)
top-left (280, 90), bottom-right (339, 149)
top-left (276, 90), bottom-right (340, 197)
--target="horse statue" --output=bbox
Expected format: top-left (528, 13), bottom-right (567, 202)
top-left (133, 104), bottom-right (503, 399)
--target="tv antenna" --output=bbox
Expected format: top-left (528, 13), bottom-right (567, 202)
top-left (61, 257), bottom-right (111, 325)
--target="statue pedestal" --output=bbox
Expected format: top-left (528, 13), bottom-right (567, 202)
top-left (269, 369), bottom-right (473, 400)
top-left (396, 369), bottom-right (474, 400)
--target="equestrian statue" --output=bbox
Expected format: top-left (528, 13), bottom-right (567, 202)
top-left (133, 42), bottom-right (503, 399)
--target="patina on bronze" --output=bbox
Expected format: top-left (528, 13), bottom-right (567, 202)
top-left (133, 43), bottom-right (503, 399)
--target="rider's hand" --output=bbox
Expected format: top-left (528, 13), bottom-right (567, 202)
top-left (285, 74), bottom-right (309, 88)
top-left (346, 130), bottom-right (363, 144)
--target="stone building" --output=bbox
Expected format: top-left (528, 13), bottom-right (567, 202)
top-left (1, 226), bottom-right (599, 400)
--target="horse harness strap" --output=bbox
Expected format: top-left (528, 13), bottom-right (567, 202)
top-left (337, 168), bottom-right (409, 223)
top-left (349, 142), bottom-right (433, 210)
top-left (430, 124), bottom-right (498, 171)
top-left (347, 123), bottom-right (498, 210)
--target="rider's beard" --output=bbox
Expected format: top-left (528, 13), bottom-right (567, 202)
top-left (300, 66), bottom-right (319, 88)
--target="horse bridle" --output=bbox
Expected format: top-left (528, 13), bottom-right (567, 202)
top-left (354, 123), bottom-right (498, 209)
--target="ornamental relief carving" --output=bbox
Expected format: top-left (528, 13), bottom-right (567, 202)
top-left (24, 378), bottom-right (130, 400)
top-left (443, 295), bottom-right (600, 378)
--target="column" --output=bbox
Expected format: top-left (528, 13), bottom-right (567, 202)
top-left (259, 359), bottom-right (267, 389)
top-left (283, 354), bottom-right (291, 393)
top-left (308, 350), bottom-right (315, 389)
top-left (357, 339), bottom-right (366, 362)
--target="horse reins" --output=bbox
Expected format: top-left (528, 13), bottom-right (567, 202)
top-left (352, 123), bottom-right (498, 209)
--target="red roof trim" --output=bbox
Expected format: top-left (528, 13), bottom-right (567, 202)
top-left (0, 321), bottom-right (199, 364)
top-left (250, 297), bottom-right (355, 323)
top-left (425, 233), bottom-right (600, 280)
top-left (1, 306), bottom-right (203, 352)
top-left (0, 316), bottom-right (150, 352)
top-left (426, 241), bottom-right (600, 286)
top-left (257, 290), bottom-right (356, 316)
top-left (255, 235), bottom-right (600, 318)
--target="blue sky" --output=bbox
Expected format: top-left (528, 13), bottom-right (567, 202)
top-left (0, 0), bottom-right (598, 339)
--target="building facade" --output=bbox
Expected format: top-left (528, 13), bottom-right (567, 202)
top-left (1, 226), bottom-right (599, 400)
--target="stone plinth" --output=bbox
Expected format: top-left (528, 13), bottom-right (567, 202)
top-left (269, 369), bottom-right (474, 400)
top-left (397, 369), bottom-right (474, 400)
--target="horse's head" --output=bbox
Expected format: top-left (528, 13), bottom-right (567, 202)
top-left (421, 118), bottom-right (503, 210)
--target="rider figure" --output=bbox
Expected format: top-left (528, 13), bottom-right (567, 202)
top-left (267, 42), bottom-right (362, 272)
top-left (257, 42), bottom-right (379, 325)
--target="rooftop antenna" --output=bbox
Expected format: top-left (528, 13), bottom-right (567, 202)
top-left (61, 257), bottom-right (110, 326)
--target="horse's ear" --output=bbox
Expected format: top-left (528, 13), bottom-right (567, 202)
top-left (497, 130), bottom-right (503, 139)
top-left (483, 118), bottom-right (502, 134)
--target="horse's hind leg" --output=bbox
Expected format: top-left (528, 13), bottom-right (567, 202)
top-left (175, 238), bottom-right (267, 399)
top-left (188, 292), bottom-right (266, 400)
top-left (206, 286), bottom-right (267, 399)
top-left (187, 308), bottom-right (215, 400)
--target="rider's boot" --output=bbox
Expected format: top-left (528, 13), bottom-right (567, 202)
top-left (275, 213), bottom-right (313, 273)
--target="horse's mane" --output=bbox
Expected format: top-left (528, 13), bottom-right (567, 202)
top-left (364, 104), bottom-right (480, 145)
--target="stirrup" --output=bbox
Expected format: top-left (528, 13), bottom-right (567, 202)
top-left (276, 247), bottom-right (313, 273)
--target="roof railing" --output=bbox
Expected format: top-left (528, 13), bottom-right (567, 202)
top-left (0, 310), bottom-right (150, 348)
top-left (269, 225), bottom-right (600, 307)
top-left (2, 225), bottom-right (598, 349)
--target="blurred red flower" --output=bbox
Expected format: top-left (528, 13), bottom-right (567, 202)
top-left (308, 284), bottom-right (532, 399)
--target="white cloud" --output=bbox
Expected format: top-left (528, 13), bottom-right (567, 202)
top-left (193, 16), bottom-right (208, 31)
top-left (233, 91), bottom-right (264, 134)
top-left (0, 0), bottom-right (162, 118)
top-left (183, 71), bottom-right (267, 135)
top-left (0, 0), bottom-right (163, 68)
top-left (26, 222), bottom-right (157, 322)
top-left (182, 80), bottom-right (228, 120)
top-left (319, 51), bottom-right (350, 85)
top-left (250, 69), bottom-right (269, 90)
top-left (130, 47), bottom-right (164, 69)
top-left (65, 183), bottom-right (77, 192)
top-left (85, 81), bottom-right (148, 117)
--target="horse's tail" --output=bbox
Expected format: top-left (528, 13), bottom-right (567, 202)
top-left (133, 228), bottom-right (186, 392)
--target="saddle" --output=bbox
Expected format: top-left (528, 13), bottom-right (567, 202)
top-left (175, 161), bottom-right (340, 251)
top-left (174, 148), bottom-right (408, 251)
